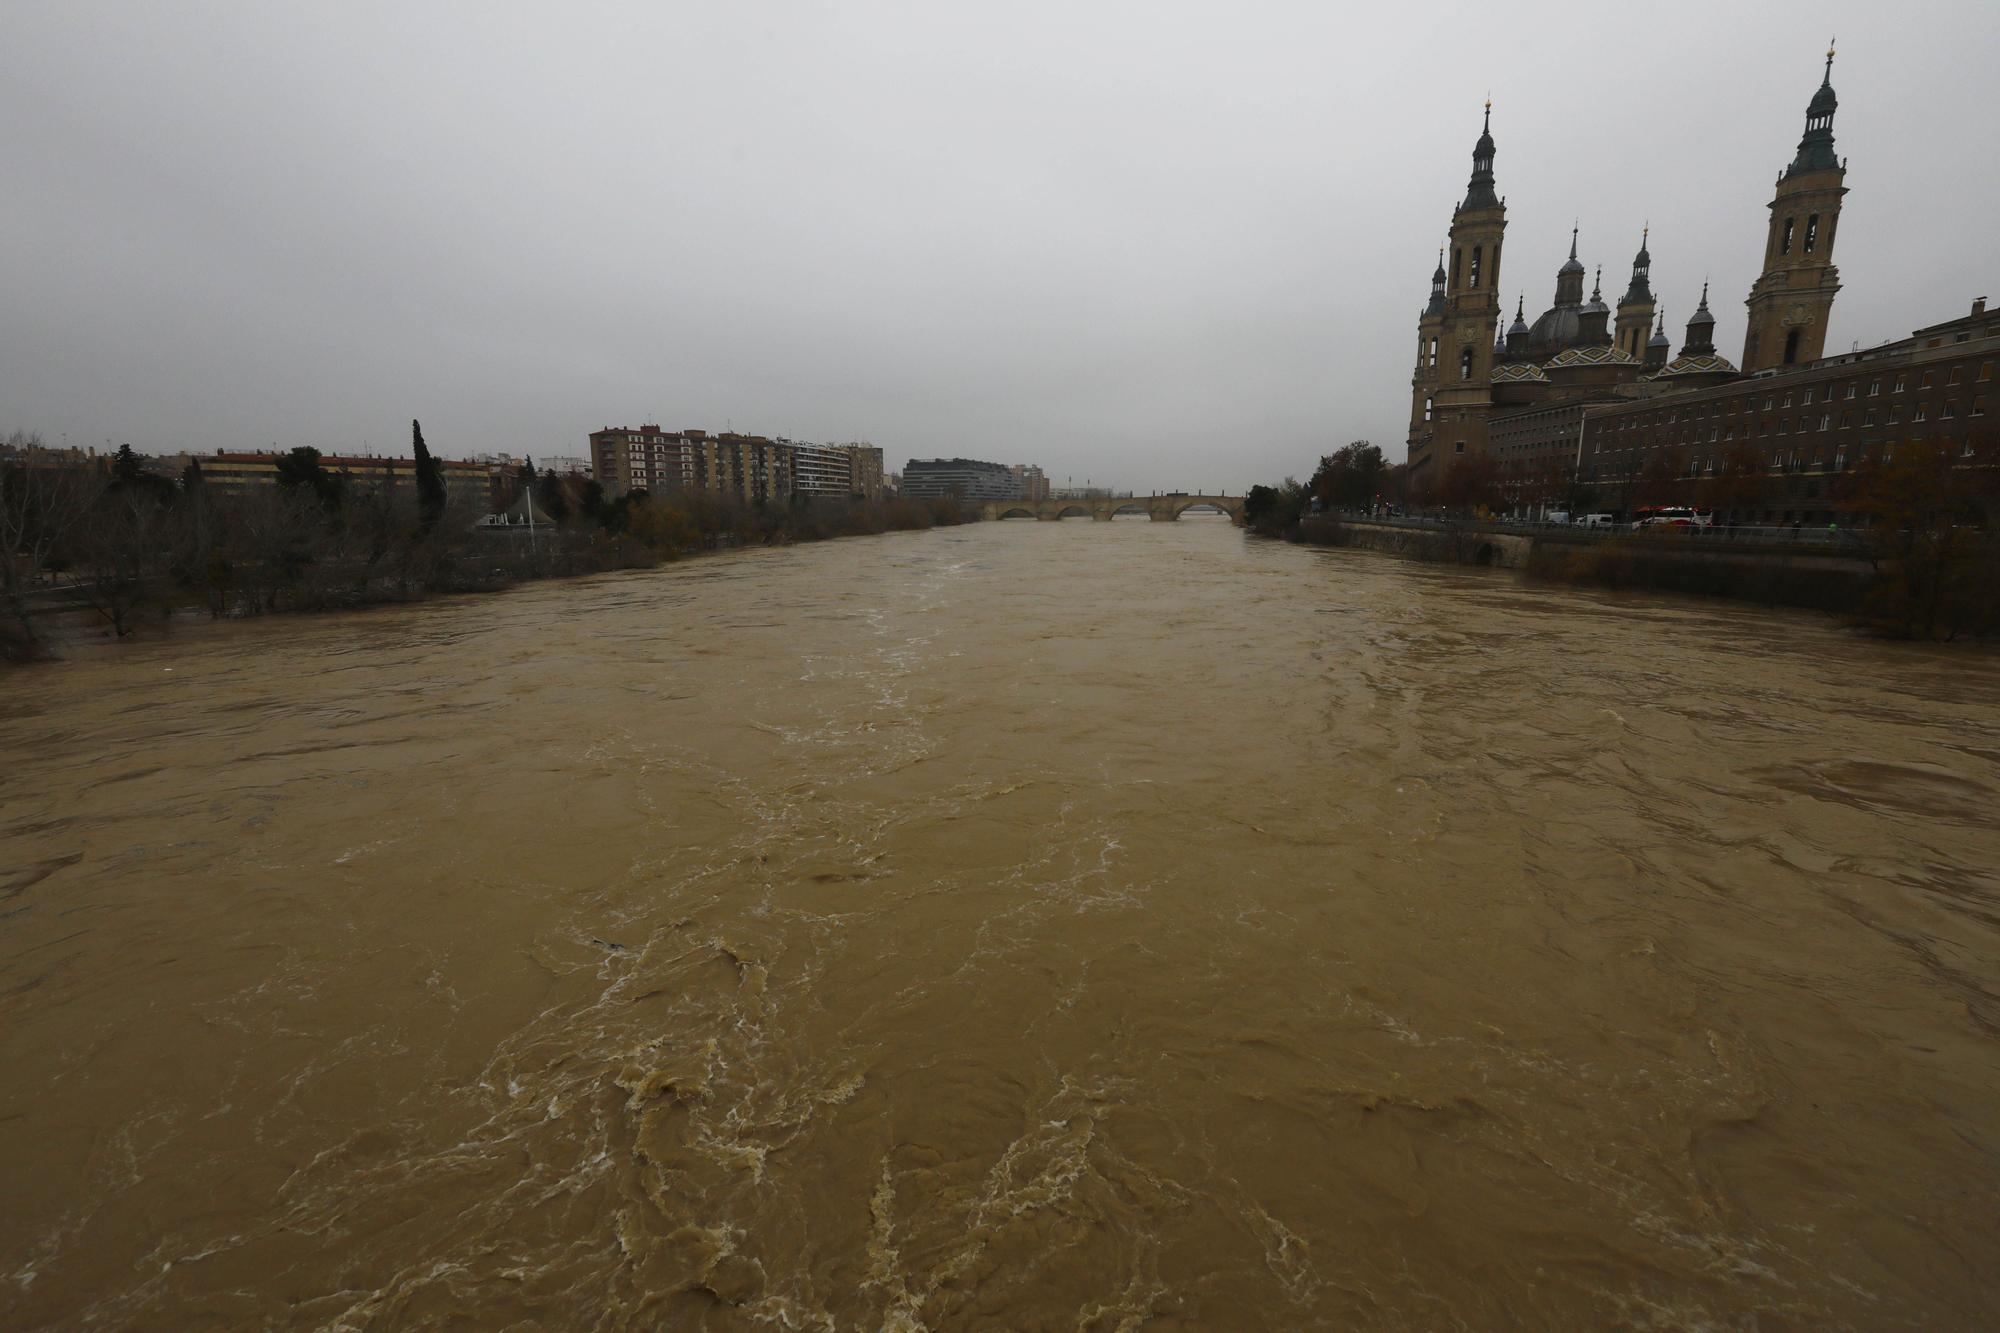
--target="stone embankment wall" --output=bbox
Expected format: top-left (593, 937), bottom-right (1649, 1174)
top-left (1295, 517), bottom-right (1872, 613)
top-left (1295, 517), bottom-right (1532, 568)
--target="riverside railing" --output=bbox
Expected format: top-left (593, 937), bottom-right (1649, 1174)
top-left (1325, 512), bottom-right (1873, 550)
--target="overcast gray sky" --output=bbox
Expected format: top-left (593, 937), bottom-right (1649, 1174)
top-left (4, 2), bottom-right (1995, 488)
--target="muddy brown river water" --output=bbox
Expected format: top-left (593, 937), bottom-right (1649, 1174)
top-left (3, 517), bottom-right (1998, 1330)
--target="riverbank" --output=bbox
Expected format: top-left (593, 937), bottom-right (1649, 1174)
top-left (6, 494), bottom-right (979, 664)
top-left (1291, 514), bottom-right (1994, 638)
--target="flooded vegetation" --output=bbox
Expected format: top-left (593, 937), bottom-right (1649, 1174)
top-left (3, 518), bottom-right (1998, 1328)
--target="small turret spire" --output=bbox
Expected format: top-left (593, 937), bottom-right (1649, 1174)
top-left (1569, 224), bottom-right (1578, 260)
top-left (1463, 100), bottom-right (1500, 210)
top-left (1787, 43), bottom-right (1841, 177)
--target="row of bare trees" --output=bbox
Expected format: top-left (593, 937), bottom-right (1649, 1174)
top-left (4, 427), bottom-right (982, 662)
top-left (1, 429), bottom-right (623, 661)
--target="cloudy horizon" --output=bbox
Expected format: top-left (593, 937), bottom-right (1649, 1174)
top-left (4, 1), bottom-right (1994, 489)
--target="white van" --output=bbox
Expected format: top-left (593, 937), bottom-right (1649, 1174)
top-left (1576, 513), bottom-right (1618, 529)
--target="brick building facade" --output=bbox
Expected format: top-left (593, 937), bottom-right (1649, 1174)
top-left (1582, 304), bottom-right (1996, 524)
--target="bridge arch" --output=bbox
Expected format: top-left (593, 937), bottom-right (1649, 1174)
top-left (1171, 500), bottom-right (1234, 519)
top-left (974, 494), bottom-right (1244, 524)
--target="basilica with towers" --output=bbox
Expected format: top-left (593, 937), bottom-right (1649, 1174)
top-left (1407, 50), bottom-right (1852, 490)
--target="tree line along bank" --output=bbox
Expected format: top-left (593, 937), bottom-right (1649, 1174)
top-left (1, 422), bottom-right (973, 664)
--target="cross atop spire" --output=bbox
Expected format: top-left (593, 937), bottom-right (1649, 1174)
top-left (1825, 37), bottom-right (1835, 82)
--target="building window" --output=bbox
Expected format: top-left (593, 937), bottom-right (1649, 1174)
top-left (1784, 329), bottom-right (1802, 365)
top-left (1863, 410), bottom-right (1876, 426)
top-left (1948, 366), bottom-right (1962, 385)
top-left (1460, 347), bottom-right (1474, 380)
top-left (1470, 245), bottom-right (1483, 289)
top-left (1913, 404), bottom-right (1928, 422)
top-left (1428, 336), bottom-right (1438, 365)
top-left (1869, 379), bottom-right (1881, 396)
top-left (1820, 414), bottom-right (1831, 431)
top-left (1833, 447), bottom-right (1845, 471)
top-left (1980, 360), bottom-right (1993, 382)
top-left (1921, 370), bottom-right (1935, 388)
top-left (1843, 384), bottom-right (1856, 400)
top-left (1454, 440), bottom-right (1466, 454)
top-left (1804, 213), bottom-right (1820, 253)
top-left (1974, 396), bottom-right (1987, 417)
top-left (1941, 401), bottom-right (1957, 420)
top-left (1781, 393), bottom-right (1792, 408)
top-left (1778, 418), bottom-right (1789, 434)
top-left (1424, 397), bottom-right (1433, 421)
top-left (1888, 406), bottom-right (1903, 424)
top-left (1781, 217), bottom-right (1795, 255)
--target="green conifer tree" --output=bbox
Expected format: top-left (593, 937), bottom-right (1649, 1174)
top-left (412, 419), bottom-right (446, 533)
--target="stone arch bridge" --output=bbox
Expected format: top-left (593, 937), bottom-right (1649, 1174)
top-left (978, 494), bottom-right (1244, 523)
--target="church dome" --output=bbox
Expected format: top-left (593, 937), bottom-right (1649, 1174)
top-left (1654, 352), bottom-right (1739, 380)
top-left (1544, 345), bottom-right (1639, 370)
top-left (1525, 304), bottom-right (1582, 350)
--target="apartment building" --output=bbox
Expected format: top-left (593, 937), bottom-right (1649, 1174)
top-left (900, 458), bottom-right (1023, 501)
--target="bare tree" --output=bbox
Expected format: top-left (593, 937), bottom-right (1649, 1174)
top-left (1, 432), bottom-right (105, 658)
top-left (72, 480), bottom-right (178, 637)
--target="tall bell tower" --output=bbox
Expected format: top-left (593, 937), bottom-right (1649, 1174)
top-left (1432, 101), bottom-right (1507, 471)
top-left (1743, 46), bottom-right (1847, 372)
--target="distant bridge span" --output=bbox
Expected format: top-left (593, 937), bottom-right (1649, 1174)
top-left (979, 494), bottom-right (1244, 523)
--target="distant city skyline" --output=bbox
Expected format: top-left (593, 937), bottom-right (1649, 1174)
top-left (2, 2), bottom-right (1994, 489)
